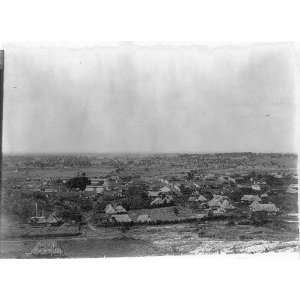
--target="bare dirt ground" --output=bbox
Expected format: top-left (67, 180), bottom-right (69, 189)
top-left (1, 154), bottom-right (298, 258)
top-left (0, 217), bottom-right (298, 258)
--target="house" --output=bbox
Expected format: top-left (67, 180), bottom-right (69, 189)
top-left (220, 199), bottom-right (235, 210)
top-left (150, 197), bottom-right (164, 206)
top-left (208, 195), bottom-right (235, 211)
top-left (207, 195), bottom-right (226, 208)
top-left (47, 213), bottom-right (63, 225)
top-left (172, 184), bottom-right (181, 192)
top-left (105, 204), bottom-right (117, 215)
top-left (96, 187), bottom-right (104, 194)
top-left (213, 207), bottom-right (226, 216)
top-left (251, 184), bottom-right (261, 191)
top-left (29, 216), bottom-right (47, 225)
top-left (44, 187), bottom-right (57, 193)
top-left (241, 195), bottom-right (261, 203)
top-left (204, 174), bottom-right (216, 180)
top-left (196, 195), bottom-right (207, 202)
top-left (250, 201), bottom-right (279, 214)
top-left (188, 195), bottom-right (207, 202)
top-left (159, 186), bottom-right (171, 194)
top-left (110, 214), bottom-right (132, 224)
top-left (137, 214), bottom-right (152, 223)
top-left (85, 186), bottom-right (95, 192)
top-left (115, 205), bottom-right (127, 214)
top-left (90, 177), bottom-right (105, 186)
top-left (85, 185), bottom-right (104, 194)
top-left (160, 179), bottom-right (169, 184)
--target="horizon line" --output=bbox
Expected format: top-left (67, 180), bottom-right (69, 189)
top-left (2, 151), bottom-right (298, 156)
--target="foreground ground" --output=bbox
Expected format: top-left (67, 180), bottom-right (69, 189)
top-left (1, 214), bottom-right (298, 258)
top-left (1, 153), bottom-right (298, 258)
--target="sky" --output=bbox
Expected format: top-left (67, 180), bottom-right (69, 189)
top-left (2, 43), bottom-right (296, 154)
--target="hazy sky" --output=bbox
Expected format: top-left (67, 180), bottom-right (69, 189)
top-left (3, 43), bottom-right (296, 153)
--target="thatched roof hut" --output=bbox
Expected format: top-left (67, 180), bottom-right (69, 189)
top-left (31, 240), bottom-right (64, 257)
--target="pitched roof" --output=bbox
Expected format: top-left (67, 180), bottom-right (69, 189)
top-left (251, 184), bottom-right (261, 191)
top-left (160, 186), bottom-right (171, 193)
top-left (115, 205), bottom-right (127, 213)
top-left (111, 214), bottom-right (132, 223)
top-left (250, 201), bottom-right (279, 212)
top-left (150, 197), bottom-right (164, 206)
top-left (188, 195), bottom-right (207, 202)
top-left (208, 195), bottom-right (233, 209)
top-left (137, 214), bottom-right (152, 222)
top-left (197, 195), bottom-right (207, 202)
top-left (241, 195), bottom-right (261, 202)
top-left (208, 197), bottom-right (222, 207)
top-left (105, 204), bottom-right (116, 214)
top-left (148, 191), bottom-right (160, 197)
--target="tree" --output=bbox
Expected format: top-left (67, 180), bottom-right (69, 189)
top-left (186, 171), bottom-right (195, 181)
top-left (66, 175), bottom-right (91, 191)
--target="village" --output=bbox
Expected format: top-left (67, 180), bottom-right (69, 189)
top-left (0, 152), bottom-right (298, 257)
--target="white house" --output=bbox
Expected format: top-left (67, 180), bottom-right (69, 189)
top-left (251, 184), bottom-right (261, 191)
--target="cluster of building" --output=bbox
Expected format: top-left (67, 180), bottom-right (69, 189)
top-left (4, 154), bottom-right (297, 227)
top-left (102, 204), bottom-right (153, 225)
